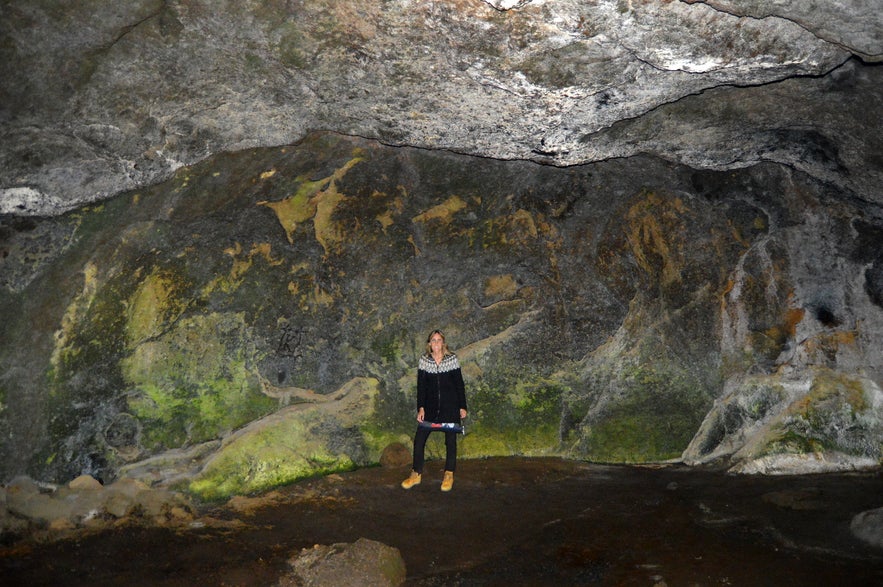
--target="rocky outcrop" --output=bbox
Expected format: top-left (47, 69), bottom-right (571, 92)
top-left (683, 369), bottom-right (883, 474)
top-left (187, 377), bottom-right (380, 500)
top-left (1, 474), bottom-right (195, 541)
top-left (115, 387), bottom-right (401, 499)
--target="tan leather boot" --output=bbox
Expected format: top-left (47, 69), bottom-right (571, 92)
top-left (441, 470), bottom-right (454, 492)
top-left (401, 471), bottom-right (421, 489)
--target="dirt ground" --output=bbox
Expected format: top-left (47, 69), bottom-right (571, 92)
top-left (3, 457), bottom-right (883, 586)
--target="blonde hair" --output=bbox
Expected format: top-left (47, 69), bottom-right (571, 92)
top-left (424, 329), bottom-right (450, 356)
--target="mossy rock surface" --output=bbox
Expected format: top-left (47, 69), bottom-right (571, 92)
top-left (189, 377), bottom-right (379, 500)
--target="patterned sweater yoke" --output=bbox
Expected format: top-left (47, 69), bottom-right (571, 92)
top-left (418, 353), bottom-right (461, 374)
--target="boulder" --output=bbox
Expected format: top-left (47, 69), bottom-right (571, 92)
top-left (379, 443), bottom-right (411, 469)
top-left (106, 477), bottom-right (151, 498)
top-left (60, 489), bottom-right (108, 524)
top-left (4, 476), bottom-right (44, 517)
top-left (103, 492), bottom-right (135, 519)
top-left (7, 492), bottom-right (73, 525)
top-left (851, 507), bottom-right (883, 549)
top-left (279, 538), bottom-right (406, 587)
top-left (132, 488), bottom-right (194, 523)
top-left (102, 477), bottom-right (152, 518)
top-left (68, 475), bottom-right (103, 491)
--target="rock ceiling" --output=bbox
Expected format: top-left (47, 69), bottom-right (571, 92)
top-left (0, 0), bottom-right (881, 216)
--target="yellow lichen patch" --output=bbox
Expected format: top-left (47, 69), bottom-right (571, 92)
top-left (801, 329), bottom-right (858, 363)
top-left (376, 194), bottom-right (404, 232)
top-left (230, 243), bottom-right (280, 281)
top-left (484, 274), bottom-right (518, 301)
top-left (51, 262), bottom-right (101, 371)
top-left (507, 209), bottom-right (539, 243)
top-left (259, 182), bottom-right (320, 243)
top-left (790, 368), bottom-right (868, 416)
top-left (313, 284), bottom-right (334, 307)
top-left (408, 234), bottom-right (421, 256)
top-left (312, 179), bottom-right (347, 256)
top-left (783, 307), bottom-right (806, 338)
top-left (251, 243), bottom-right (282, 266)
top-left (207, 242), bottom-right (284, 294)
top-left (289, 260), bottom-right (311, 275)
top-left (483, 209), bottom-right (541, 248)
top-left (624, 191), bottom-right (688, 286)
top-left (126, 268), bottom-right (188, 346)
top-left (259, 156), bottom-right (364, 245)
top-left (412, 195), bottom-right (467, 225)
top-left (223, 242), bottom-right (242, 257)
top-left (259, 169), bottom-right (277, 180)
top-left (376, 209), bottom-right (394, 231)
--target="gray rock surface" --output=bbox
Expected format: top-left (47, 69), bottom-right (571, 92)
top-left (684, 0), bottom-right (882, 60)
top-left (851, 507), bottom-right (883, 549)
top-left (1, 0), bottom-right (876, 216)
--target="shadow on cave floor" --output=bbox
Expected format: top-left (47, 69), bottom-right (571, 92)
top-left (3, 457), bottom-right (883, 586)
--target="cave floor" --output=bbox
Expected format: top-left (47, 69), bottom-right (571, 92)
top-left (3, 457), bottom-right (883, 586)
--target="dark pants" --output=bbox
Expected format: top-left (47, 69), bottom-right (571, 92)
top-left (412, 426), bottom-right (458, 473)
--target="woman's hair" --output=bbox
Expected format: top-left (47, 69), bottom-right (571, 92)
top-left (425, 329), bottom-right (450, 356)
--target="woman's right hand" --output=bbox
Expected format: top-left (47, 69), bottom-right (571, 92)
top-left (416, 407), bottom-right (425, 423)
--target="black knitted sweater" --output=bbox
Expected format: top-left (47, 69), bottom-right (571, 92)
top-left (417, 353), bottom-right (467, 423)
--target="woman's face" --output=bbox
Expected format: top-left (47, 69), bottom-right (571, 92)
top-left (429, 332), bottom-right (445, 354)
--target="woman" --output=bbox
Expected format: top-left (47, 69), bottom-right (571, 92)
top-left (401, 329), bottom-right (468, 492)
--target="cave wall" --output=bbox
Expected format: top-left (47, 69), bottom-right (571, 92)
top-left (1, 1), bottom-right (882, 496)
top-left (2, 133), bottom-right (881, 498)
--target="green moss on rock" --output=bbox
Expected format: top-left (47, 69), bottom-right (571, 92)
top-left (461, 422), bottom-right (560, 458)
top-left (121, 312), bottom-right (275, 450)
top-left (577, 363), bottom-right (713, 463)
top-left (463, 364), bottom-right (566, 457)
top-left (188, 377), bottom-right (379, 500)
top-left (189, 412), bottom-right (358, 500)
top-left (126, 267), bottom-right (190, 346)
